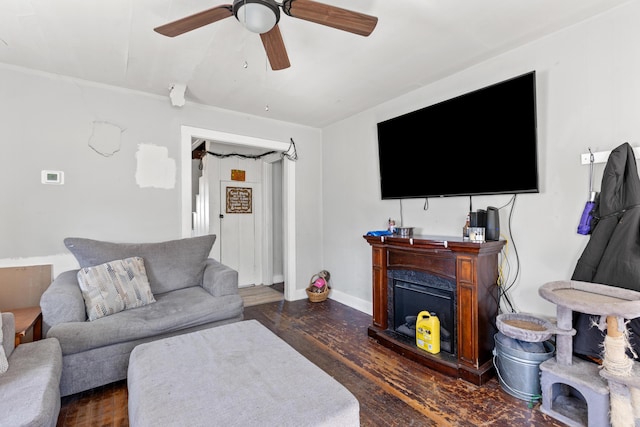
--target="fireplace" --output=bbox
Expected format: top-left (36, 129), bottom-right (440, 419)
top-left (364, 234), bottom-right (504, 384)
top-left (388, 269), bottom-right (456, 355)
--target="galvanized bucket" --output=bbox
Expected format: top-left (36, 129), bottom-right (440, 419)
top-left (493, 332), bottom-right (555, 402)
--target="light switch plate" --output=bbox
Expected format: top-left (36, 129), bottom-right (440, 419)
top-left (41, 170), bottom-right (64, 185)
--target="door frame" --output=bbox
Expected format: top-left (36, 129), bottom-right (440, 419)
top-left (180, 125), bottom-right (296, 300)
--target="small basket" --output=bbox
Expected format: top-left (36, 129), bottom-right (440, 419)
top-left (306, 270), bottom-right (331, 303)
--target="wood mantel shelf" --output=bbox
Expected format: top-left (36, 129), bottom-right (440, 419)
top-left (363, 234), bottom-right (505, 385)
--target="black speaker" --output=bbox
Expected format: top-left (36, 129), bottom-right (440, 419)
top-left (469, 212), bottom-right (477, 227)
top-left (486, 206), bottom-right (500, 241)
top-left (477, 209), bottom-right (486, 228)
top-left (470, 209), bottom-right (487, 228)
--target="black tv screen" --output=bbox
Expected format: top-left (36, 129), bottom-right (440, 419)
top-left (376, 71), bottom-right (539, 199)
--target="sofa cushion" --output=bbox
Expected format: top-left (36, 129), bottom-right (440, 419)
top-left (47, 286), bottom-right (243, 355)
top-left (64, 235), bottom-right (216, 294)
top-left (77, 257), bottom-right (156, 321)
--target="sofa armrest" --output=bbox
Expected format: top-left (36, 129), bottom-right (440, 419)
top-left (201, 259), bottom-right (239, 297)
top-left (40, 270), bottom-right (86, 336)
top-left (1, 337), bottom-right (62, 427)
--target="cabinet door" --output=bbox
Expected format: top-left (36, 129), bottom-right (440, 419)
top-left (372, 266), bottom-right (387, 328)
top-left (372, 246), bottom-right (387, 328)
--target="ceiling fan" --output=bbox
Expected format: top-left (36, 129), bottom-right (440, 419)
top-left (154, 0), bottom-right (378, 71)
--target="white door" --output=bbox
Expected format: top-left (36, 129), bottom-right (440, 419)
top-left (219, 181), bottom-right (262, 287)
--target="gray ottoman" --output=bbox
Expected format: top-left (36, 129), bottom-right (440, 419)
top-left (127, 320), bottom-right (360, 427)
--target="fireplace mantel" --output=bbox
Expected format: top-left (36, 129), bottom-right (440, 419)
top-left (363, 234), bottom-right (505, 385)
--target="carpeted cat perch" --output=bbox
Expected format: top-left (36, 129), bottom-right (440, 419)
top-left (538, 280), bottom-right (640, 427)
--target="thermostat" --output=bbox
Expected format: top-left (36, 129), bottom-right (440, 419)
top-left (41, 170), bottom-right (64, 185)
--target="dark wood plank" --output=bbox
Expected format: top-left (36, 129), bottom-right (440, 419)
top-left (58, 298), bottom-right (565, 426)
top-left (245, 299), bottom-right (564, 427)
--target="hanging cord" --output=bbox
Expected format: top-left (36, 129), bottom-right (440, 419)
top-left (496, 195), bottom-right (520, 313)
top-left (205, 138), bottom-right (298, 162)
top-left (497, 240), bottom-right (515, 313)
top-left (283, 138), bottom-right (298, 161)
top-left (504, 195), bottom-right (521, 292)
top-left (207, 149), bottom-right (277, 160)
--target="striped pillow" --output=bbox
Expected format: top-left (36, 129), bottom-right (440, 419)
top-left (77, 257), bottom-right (156, 321)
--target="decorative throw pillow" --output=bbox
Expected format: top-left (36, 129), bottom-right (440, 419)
top-left (65, 235), bottom-right (216, 294)
top-left (0, 313), bottom-right (8, 374)
top-left (77, 257), bottom-right (156, 321)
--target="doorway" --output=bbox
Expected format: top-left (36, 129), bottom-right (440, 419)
top-left (180, 126), bottom-right (297, 300)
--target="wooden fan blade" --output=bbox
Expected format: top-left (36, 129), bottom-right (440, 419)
top-left (260, 25), bottom-right (291, 70)
top-left (154, 5), bottom-right (233, 37)
top-left (284, 0), bottom-right (378, 36)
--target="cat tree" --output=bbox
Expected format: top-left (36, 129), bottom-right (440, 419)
top-left (538, 280), bottom-right (640, 427)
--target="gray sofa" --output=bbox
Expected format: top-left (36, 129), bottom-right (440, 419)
top-left (0, 312), bottom-right (63, 427)
top-left (40, 235), bottom-right (243, 397)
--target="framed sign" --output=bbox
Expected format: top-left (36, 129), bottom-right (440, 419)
top-left (231, 169), bottom-right (245, 181)
top-left (226, 187), bottom-right (252, 213)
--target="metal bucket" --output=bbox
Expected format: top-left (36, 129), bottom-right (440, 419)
top-left (396, 227), bottom-right (414, 237)
top-left (493, 332), bottom-right (555, 402)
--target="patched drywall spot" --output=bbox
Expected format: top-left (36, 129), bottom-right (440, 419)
top-left (135, 144), bottom-right (176, 189)
top-left (89, 121), bottom-right (123, 156)
top-left (169, 83), bottom-right (187, 107)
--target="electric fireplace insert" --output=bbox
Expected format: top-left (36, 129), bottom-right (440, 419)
top-left (389, 269), bottom-right (456, 355)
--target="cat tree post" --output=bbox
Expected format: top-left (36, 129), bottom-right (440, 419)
top-left (601, 315), bottom-right (640, 427)
top-left (555, 304), bottom-right (574, 366)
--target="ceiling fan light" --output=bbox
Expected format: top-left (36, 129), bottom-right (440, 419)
top-left (235, 2), bottom-right (278, 34)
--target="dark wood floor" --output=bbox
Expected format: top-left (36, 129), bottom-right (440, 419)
top-left (57, 297), bottom-right (566, 426)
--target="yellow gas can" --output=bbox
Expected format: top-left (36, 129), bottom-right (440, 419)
top-left (416, 311), bottom-right (440, 354)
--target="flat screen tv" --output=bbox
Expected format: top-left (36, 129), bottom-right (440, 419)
top-left (376, 71), bottom-right (539, 199)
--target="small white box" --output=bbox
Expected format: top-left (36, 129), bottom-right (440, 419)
top-left (469, 227), bottom-right (485, 243)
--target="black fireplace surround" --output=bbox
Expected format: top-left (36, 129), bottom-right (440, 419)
top-left (388, 269), bottom-right (457, 355)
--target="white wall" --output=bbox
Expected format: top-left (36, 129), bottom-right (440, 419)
top-left (0, 64), bottom-right (322, 295)
top-left (3, 3), bottom-right (639, 314)
top-left (322, 1), bottom-right (640, 317)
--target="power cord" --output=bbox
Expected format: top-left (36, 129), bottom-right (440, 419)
top-left (496, 194), bottom-right (521, 314)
